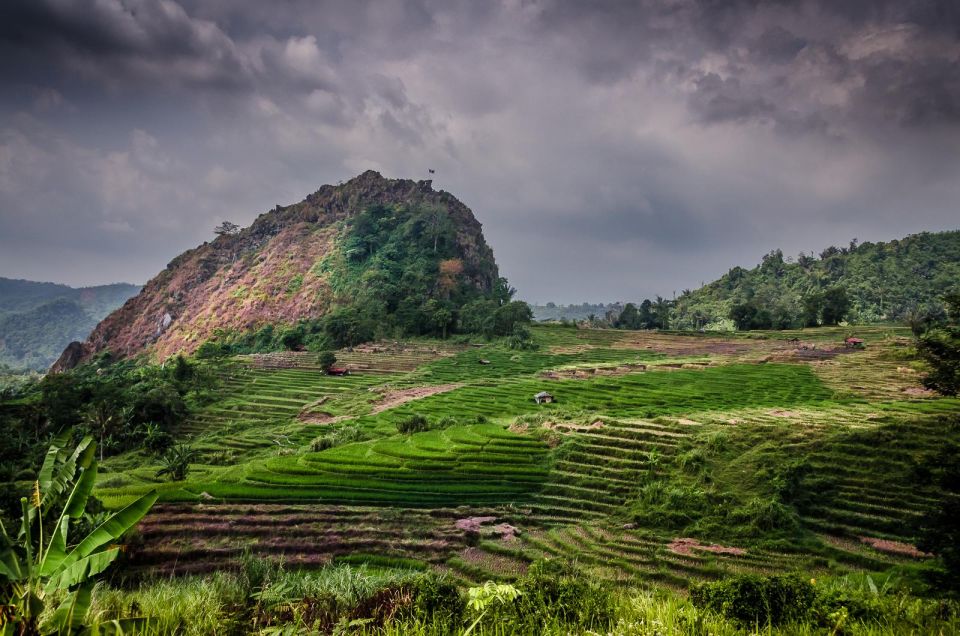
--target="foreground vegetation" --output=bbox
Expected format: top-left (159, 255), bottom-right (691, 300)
top-left (38, 559), bottom-right (959, 635)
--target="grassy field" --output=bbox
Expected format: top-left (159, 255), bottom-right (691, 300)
top-left (96, 324), bottom-right (960, 605)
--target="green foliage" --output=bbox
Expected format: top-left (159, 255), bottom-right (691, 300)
top-left (512, 560), bottom-right (614, 629)
top-left (918, 296), bottom-right (960, 395)
top-left (0, 278), bottom-right (138, 371)
top-left (156, 444), bottom-right (199, 481)
top-left (730, 300), bottom-right (775, 330)
top-left (673, 231), bottom-right (960, 329)
top-left (0, 357), bottom-right (213, 513)
top-left (917, 440), bottom-right (960, 589)
top-left (410, 574), bottom-right (464, 630)
top-left (317, 350), bottom-right (337, 372)
top-left (0, 434), bottom-right (157, 634)
top-left (506, 324), bottom-right (537, 350)
top-left (310, 425), bottom-right (368, 452)
top-left (690, 573), bottom-right (816, 627)
top-left (396, 414), bottom-right (430, 434)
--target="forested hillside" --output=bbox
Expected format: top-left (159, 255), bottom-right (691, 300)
top-left (0, 278), bottom-right (139, 370)
top-left (671, 231), bottom-right (960, 330)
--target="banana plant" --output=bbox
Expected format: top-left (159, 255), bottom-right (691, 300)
top-left (0, 432), bottom-right (158, 634)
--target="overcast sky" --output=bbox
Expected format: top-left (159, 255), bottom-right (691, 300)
top-left (1, 0), bottom-right (958, 303)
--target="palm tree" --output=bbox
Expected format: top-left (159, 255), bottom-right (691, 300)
top-left (156, 444), bottom-right (200, 481)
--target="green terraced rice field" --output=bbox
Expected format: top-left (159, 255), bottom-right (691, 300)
top-left (100, 324), bottom-right (960, 589)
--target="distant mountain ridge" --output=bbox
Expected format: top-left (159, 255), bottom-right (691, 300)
top-left (54, 171), bottom-right (501, 370)
top-left (0, 278), bottom-right (139, 370)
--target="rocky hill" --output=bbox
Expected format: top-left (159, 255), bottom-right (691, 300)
top-left (53, 171), bottom-right (500, 370)
top-left (0, 278), bottom-right (139, 370)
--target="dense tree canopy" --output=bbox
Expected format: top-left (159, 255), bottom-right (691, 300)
top-left (670, 231), bottom-right (960, 330)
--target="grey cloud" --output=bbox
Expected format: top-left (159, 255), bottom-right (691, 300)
top-left (0, 0), bottom-right (250, 89)
top-left (688, 73), bottom-right (776, 124)
top-left (0, 0), bottom-right (958, 302)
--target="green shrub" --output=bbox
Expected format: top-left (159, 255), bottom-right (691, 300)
top-left (311, 425), bottom-right (369, 451)
top-left (436, 415), bottom-right (458, 429)
top-left (729, 497), bottom-right (801, 535)
top-left (311, 436), bottom-right (335, 452)
top-left (397, 414), bottom-right (430, 434)
top-left (690, 573), bottom-right (816, 627)
top-left (630, 481), bottom-right (712, 529)
top-left (512, 560), bottom-right (614, 630)
top-left (410, 574), bottom-right (464, 629)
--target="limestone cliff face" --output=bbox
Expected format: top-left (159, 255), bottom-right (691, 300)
top-left (52, 171), bottom-right (499, 371)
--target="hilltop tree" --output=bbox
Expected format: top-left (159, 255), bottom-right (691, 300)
top-left (213, 221), bottom-right (240, 237)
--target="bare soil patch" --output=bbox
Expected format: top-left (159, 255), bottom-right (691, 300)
top-left (903, 387), bottom-right (935, 397)
top-left (668, 537), bottom-right (747, 556)
top-left (541, 420), bottom-right (605, 434)
top-left (370, 383), bottom-right (461, 414)
top-left (540, 363), bottom-right (646, 380)
top-left (769, 409), bottom-right (801, 418)
top-left (455, 517), bottom-right (519, 541)
top-left (298, 412), bottom-right (350, 425)
top-left (612, 333), bottom-right (758, 357)
top-left (548, 344), bottom-right (595, 354)
top-left (860, 536), bottom-right (930, 558)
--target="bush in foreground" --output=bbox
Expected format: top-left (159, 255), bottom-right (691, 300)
top-left (690, 573), bottom-right (816, 627)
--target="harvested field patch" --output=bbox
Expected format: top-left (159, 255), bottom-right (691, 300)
top-left (297, 412), bottom-right (350, 425)
top-left (668, 538), bottom-right (747, 557)
top-left (540, 363), bottom-right (646, 380)
top-left (769, 409), bottom-right (801, 418)
top-left (370, 383), bottom-right (461, 414)
top-left (611, 333), bottom-right (759, 357)
top-left (542, 420), bottom-right (605, 434)
top-left (860, 536), bottom-right (930, 558)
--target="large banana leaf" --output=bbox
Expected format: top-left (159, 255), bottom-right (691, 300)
top-left (37, 429), bottom-right (72, 490)
top-left (43, 547), bottom-right (120, 593)
top-left (43, 491), bottom-right (158, 581)
top-left (39, 435), bottom-right (95, 512)
top-left (46, 582), bottom-right (93, 633)
top-left (40, 460), bottom-right (99, 577)
top-left (0, 547), bottom-right (23, 582)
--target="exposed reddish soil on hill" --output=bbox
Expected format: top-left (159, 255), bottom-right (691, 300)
top-left (52, 171), bottom-right (497, 370)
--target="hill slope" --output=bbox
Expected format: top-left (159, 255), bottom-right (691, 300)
top-left (54, 171), bottom-right (500, 370)
top-left (0, 278), bottom-right (139, 370)
top-left (673, 231), bottom-right (960, 329)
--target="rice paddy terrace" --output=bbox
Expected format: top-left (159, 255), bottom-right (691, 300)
top-left (99, 324), bottom-right (960, 589)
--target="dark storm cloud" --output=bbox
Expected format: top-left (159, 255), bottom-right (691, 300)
top-left (0, 0), bottom-right (958, 301)
top-left (0, 0), bottom-right (250, 89)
